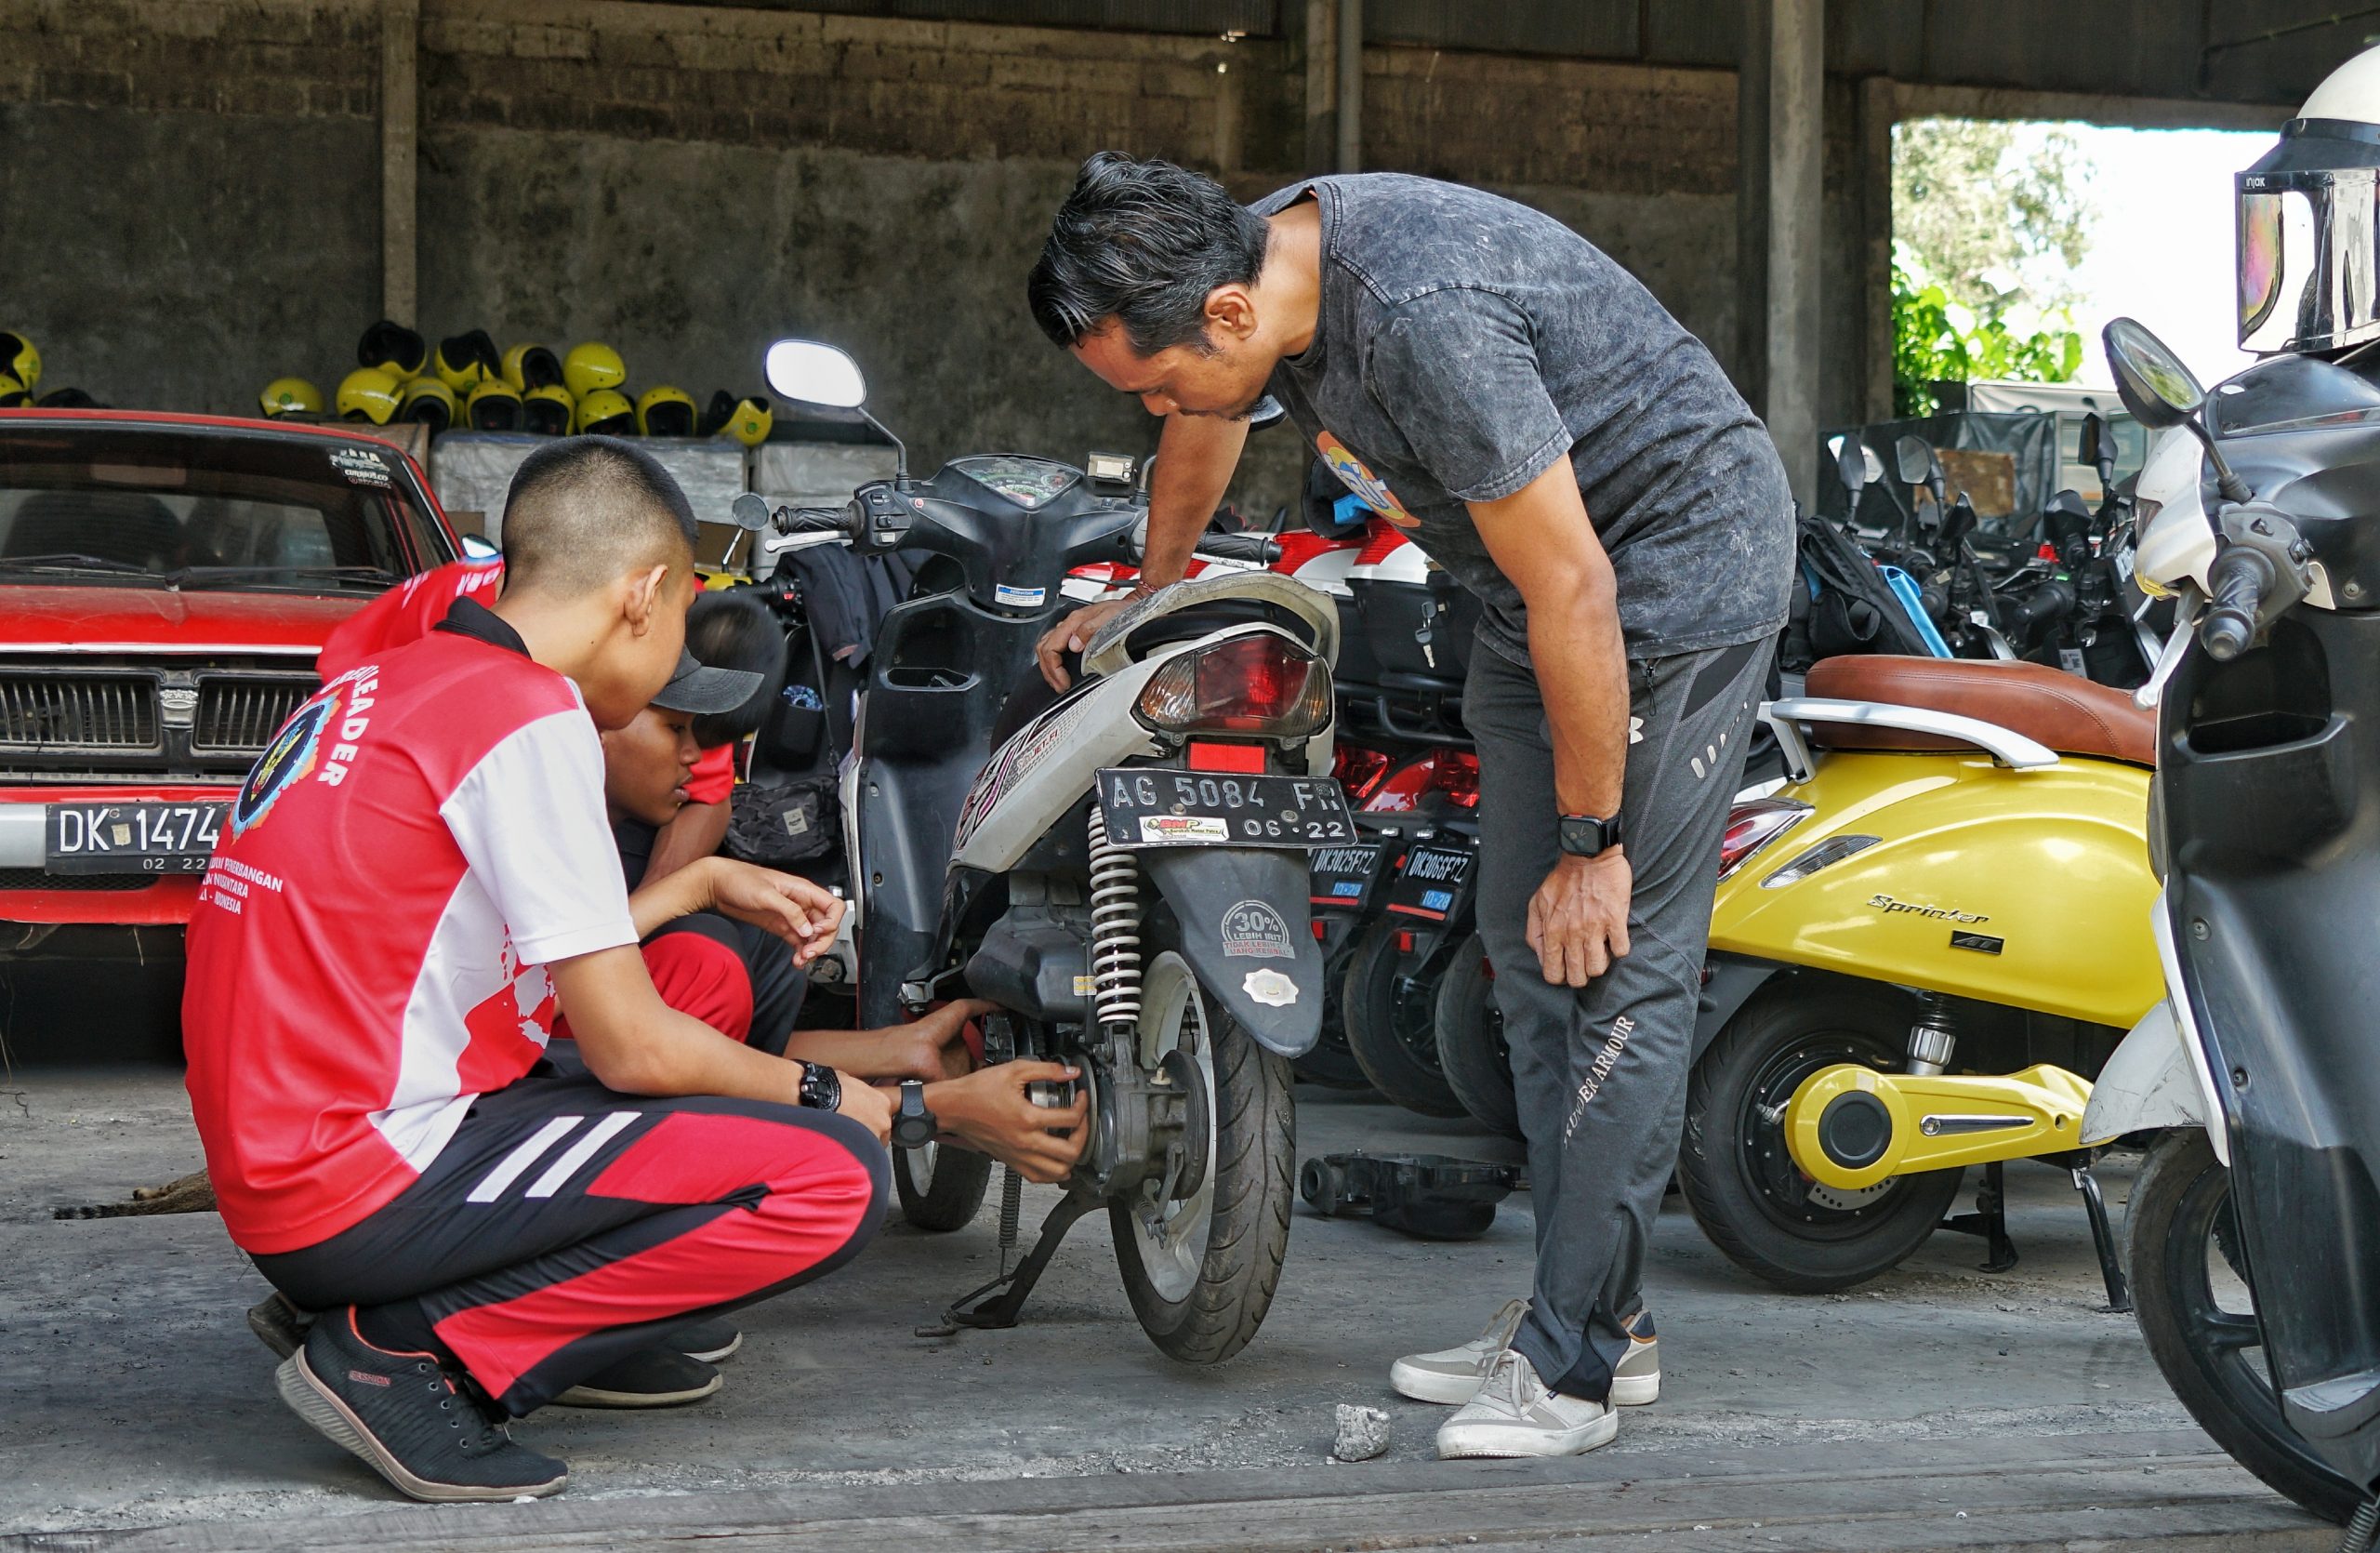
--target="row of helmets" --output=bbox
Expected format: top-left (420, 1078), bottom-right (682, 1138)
top-left (258, 322), bottom-right (775, 445)
top-left (0, 331), bottom-right (104, 409)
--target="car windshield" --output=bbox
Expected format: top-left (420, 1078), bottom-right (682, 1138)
top-left (0, 424), bottom-right (447, 590)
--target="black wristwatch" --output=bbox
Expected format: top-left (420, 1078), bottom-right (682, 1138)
top-left (1557, 811), bottom-right (1624, 857)
top-left (891, 1080), bottom-right (937, 1149)
top-left (796, 1060), bottom-right (841, 1112)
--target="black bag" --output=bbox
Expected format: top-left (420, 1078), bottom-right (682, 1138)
top-left (725, 775), bottom-right (840, 869)
top-left (1780, 512), bottom-right (1932, 671)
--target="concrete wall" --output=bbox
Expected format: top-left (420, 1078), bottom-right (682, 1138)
top-left (3, 0), bottom-right (1878, 515)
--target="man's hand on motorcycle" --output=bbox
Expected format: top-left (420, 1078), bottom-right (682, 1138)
top-left (886, 998), bottom-right (991, 1082)
top-left (925, 1060), bottom-right (1090, 1183)
top-left (833, 1068), bottom-right (893, 1144)
top-left (1527, 849), bottom-right (1632, 987)
top-left (706, 859), bottom-right (846, 964)
top-left (1035, 600), bottom-right (1128, 692)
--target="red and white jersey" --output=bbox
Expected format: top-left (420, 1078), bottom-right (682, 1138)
top-left (316, 557), bottom-right (505, 684)
top-left (184, 611), bottom-right (638, 1254)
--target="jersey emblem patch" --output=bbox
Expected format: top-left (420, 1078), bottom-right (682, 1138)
top-left (1316, 431), bottom-right (1417, 528)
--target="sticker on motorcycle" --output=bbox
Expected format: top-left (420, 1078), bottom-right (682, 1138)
top-left (1243, 967), bottom-right (1300, 1007)
top-left (994, 582), bottom-right (1048, 608)
top-left (1221, 898), bottom-right (1294, 959)
top-left (1141, 815), bottom-right (1232, 843)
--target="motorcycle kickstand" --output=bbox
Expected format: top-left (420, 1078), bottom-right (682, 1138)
top-left (2071, 1163), bottom-right (2133, 1313)
top-left (941, 1185), bottom-right (1104, 1332)
top-left (1939, 1159), bottom-right (2020, 1273)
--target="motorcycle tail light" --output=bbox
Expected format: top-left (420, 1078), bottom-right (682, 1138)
top-left (1333, 742), bottom-right (1394, 802)
top-left (1717, 797), bottom-right (1812, 880)
top-left (1362, 747), bottom-right (1481, 813)
top-left (1135, 634), bottom-right (1331, 739)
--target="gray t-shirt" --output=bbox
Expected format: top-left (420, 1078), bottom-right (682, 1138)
top-left (1250, 175), bottom-right (1795, 663)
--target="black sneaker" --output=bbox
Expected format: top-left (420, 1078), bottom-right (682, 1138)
top-left (554, 1347), bottom-right (721, 1408)
top-left (247, 1292), bottom-right (311, 1361)
top-left (275, 1308), bottom-right (567, 1502)
top-left (668, 1316), bottom-right (742, 1364)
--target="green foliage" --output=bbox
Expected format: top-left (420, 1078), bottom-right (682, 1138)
top-left (1892, 264), bottom-right (2083, 418)
top-left (1893, 118), bottom-right (2096, 316)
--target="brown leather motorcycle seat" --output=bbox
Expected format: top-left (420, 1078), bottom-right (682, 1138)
top-left (1801, 656), bottom-right (2156, 767)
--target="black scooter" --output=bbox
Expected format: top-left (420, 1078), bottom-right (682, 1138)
top-left (2085, 317), bottom-right (2380, 1533)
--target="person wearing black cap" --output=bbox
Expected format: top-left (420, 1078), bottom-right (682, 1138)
top-left (185, 438), bottom-right (1090, 1503)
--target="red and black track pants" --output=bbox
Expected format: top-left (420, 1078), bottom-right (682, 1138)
top-left (254, 1046), bottom-right (886, 1415)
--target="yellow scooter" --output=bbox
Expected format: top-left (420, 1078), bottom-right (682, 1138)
top-left (1679, 654), bottom-right (2160, 1297)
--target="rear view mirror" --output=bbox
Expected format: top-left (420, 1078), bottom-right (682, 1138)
top-left (1894, 433), bottom-right (1939, 490)
top-left (1831, 434), bottom-right (1867, 498)
top-left (2079, 412), bottom-right (2116, 473)
top-left (763, 339), bottom-right (867, 410)
top-left (2102, 318), bottom-right (2203, 430)
top-left (730, 492), bottom-right (772, 531)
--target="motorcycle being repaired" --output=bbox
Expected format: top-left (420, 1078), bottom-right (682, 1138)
top-left (747, 339), bottom-right (1352, 1362)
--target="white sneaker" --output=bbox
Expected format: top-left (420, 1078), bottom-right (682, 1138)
top-left (1435, 1348), bottom-right (1618, 1460)
top-left (1390, 1297), bottom-right (1528, 1404)
top-left (1392, 1300), bottom-right (1659, 1407)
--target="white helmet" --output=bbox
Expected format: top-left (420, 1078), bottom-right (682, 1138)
top-left (2238, 45), bottom-right (2380, 355)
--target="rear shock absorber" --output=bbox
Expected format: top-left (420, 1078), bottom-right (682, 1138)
top-left (1906, 992), bottom-right (1957, 1075)
top-left (1087, 810), bottom-right (1144, 1035)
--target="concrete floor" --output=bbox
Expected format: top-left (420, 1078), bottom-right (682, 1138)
top-left (0, 1056), bottom-right (2333, 1552)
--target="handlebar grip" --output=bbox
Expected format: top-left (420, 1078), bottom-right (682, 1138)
top-left (2201, 550), bottom-right (2268, 662)
top-left (785, 506), bottom-right (848, 535)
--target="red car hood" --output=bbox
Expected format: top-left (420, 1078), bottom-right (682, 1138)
top-left (0, 584), bottom-right (359, 654)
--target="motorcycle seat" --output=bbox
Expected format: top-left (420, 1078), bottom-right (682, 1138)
top-left (1803, 655), bottom-right (2155, 768)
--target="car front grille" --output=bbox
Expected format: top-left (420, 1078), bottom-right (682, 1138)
top-left (0, 659), bottom-right (319, 779)
top-left (0, 673), bottom-right (159, 752)
top-left (194, 676), bottom-right (315, 755)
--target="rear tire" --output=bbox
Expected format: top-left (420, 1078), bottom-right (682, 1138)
top-left (2127, 1130), bottom-right (2360, 1524)
top-left (1435, 935), bottom-right (1520, 1138)
top-left (1341, 918), bottom-right (1466, 1118)
top-left (892, 1141), bottom-right (992, 1232)
top-left (1111, 950), bottom-right (1297, 1365)
top-left (1678, 977), bottom-right (1964, 1293)
top-left (1292, 959), bottom-right (1373, 1091)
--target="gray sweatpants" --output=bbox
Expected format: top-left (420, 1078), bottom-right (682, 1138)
top-left (1466, 633), bottom-right (1770, 1401)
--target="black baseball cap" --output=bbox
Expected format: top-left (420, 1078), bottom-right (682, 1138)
top-left (651, 648), bottom-right (762, 715)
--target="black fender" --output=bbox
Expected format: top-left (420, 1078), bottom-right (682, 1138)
top-left (1140, 847), bottom-right (1323, 1057)
top-left (1693, 951), bottom-right (1783, 1064)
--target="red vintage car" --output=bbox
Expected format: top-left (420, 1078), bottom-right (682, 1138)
top-left (0, 410), bottom-right (456, 959)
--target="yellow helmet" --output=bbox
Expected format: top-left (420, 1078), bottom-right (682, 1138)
top-left (500, 342), bottom-right (562, 393)
top-left (636, 384), bottom-right (697, 438)
top-left (433, 329), bottom-right (501, 393)
top-left (336, 366), bottom-right (403, 425)
top-left (574, 387), bottom-right (636, 435)
top-left (725, 393), bottom-right (774, 447)
top-left (258, 377), bottom-right (324, 418)
top-left (357, 319), bottom-right (428, 381)
top-left (400, 377), bottom-right (458, 432)
top-left (466, 378), bottom-right (524, 431)
top-left (0, 333), bottom-right (39, 394)
top-left (562, 341), bottom-right (627, 399)
top-left (0, 373), bottom-right (28, 409)
top-left (522, 382), bottom-right (575, 436)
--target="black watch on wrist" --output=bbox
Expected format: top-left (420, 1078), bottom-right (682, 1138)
top-left (1557, 810), bottom-right (1624, 857)
top-left (891, 1080), bottom-right (937, 1149)
top-left (796, 1060), bottom-right (841, 1112)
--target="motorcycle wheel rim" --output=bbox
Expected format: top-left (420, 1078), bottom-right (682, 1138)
top-left (1386, 948), bottom-right (1452, 1077)
top-left (1126, 951), bottom-right (1216, 1307)
top-left (2164, 1149), bottom-right (2287, 1435)
top-left (1735, 1030), bottom-right (1906, 1236)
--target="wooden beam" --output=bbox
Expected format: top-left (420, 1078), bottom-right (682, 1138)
top-left (1303, 0), bottom-right (1336, 175)
top-left (1335, 0), bottom-right (1361, 173)
top-left (1858, 73), bottom-right (1897, 424)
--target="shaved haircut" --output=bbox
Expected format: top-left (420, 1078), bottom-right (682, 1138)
top-left (499, 436), bottom-right (699, 596)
